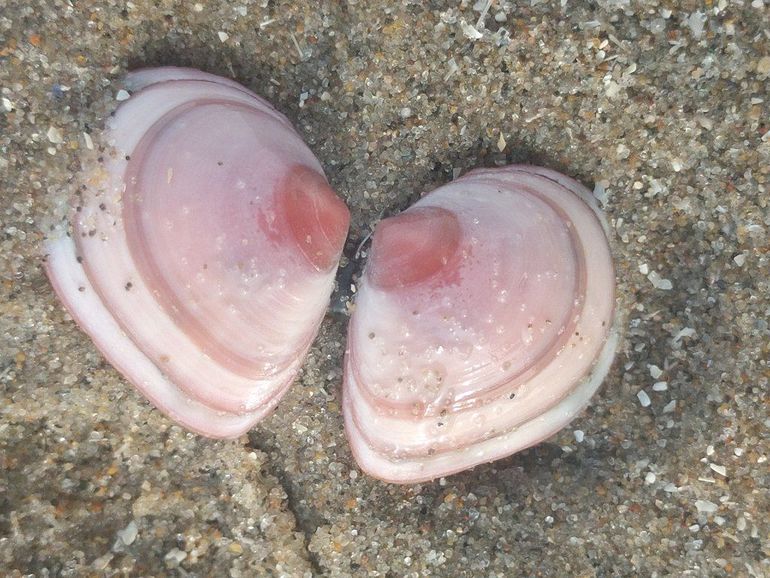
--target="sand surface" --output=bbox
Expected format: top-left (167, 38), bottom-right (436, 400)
top-left (1, 1), bottom-right (768, 576)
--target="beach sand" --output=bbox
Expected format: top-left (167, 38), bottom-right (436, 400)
top-left (1, 1), bottom-right (768, 575)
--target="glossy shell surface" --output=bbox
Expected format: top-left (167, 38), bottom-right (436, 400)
top-left (45, 68), bottom-right (349, 438)
top-left (343, 165), bottom-right (618, 483)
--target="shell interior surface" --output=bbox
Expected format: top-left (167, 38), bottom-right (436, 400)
top-left (45, 68), bottom-right (350, 438)
top-left (343, 165), bottom-right (618, 483)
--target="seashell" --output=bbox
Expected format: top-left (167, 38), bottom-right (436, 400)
top-left (44, 67), bottom-right (350, 438)
top-left (343, 165), bottom-right (619, 483)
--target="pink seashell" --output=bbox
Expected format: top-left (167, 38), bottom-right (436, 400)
top-left (343, 165), bottom-right (619, 483)
top-left (44, 68), bottom-right (349, 438)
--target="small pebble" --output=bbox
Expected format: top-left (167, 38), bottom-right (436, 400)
top-left (757, 56), bottom-right (770, 75)
top-left (113, 520), bottom-right (139, 551)
top-left (695, 500), bottom-right (718, 514)
top-left (461, 21), bottom-right (483, 40)
top-left (497, 133), bottom-right (506, 152)
top-left (645, 472), bottom-right (656, 485)
top-left (92, 553), bottom-right (113, 570)
top-left (709, 464), bottom-right (727, 477)
top-left (647, 270), bottom-right (673, 290)
top-left (164, 548), bottom-right (187, 567)
top-left (46, 126), bottom-right (63, 144)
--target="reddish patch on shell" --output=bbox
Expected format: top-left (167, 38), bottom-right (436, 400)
top-left (280, 165), bottom-right (350, 272)
top-left (367, 207), bottom-right (460, 289)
